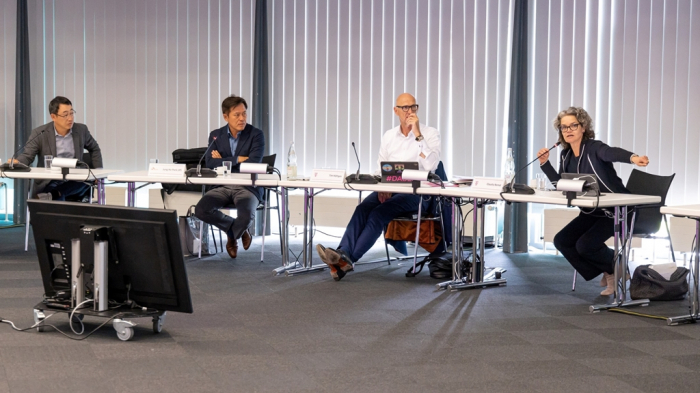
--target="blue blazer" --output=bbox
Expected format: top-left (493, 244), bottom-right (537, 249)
top-left (205, 123), bottom-right (266, 201)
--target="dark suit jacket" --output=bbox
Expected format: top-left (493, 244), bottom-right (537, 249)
top-left (205, 123), bottom-right (265, 201)
top-left (17, 122), bottom-right (103, 194)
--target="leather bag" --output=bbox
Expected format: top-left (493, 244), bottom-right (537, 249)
top-left (629, 264), bottom-right (689, 301)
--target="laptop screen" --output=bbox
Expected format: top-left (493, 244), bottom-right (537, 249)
top-left (380, 161), bottom-right (419, 183)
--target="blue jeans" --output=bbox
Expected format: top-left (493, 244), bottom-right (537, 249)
top-left (338, 192), bottom-right (431, 262)
top-left (42, 180), bottom-right (91, 201)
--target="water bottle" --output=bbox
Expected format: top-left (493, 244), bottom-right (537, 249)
top-left (287, 141), bottom-right (297, 180)
top-left (504, 147), bottom-right (515, 183)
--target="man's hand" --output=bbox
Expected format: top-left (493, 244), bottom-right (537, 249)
top-left (6, 159), bottom-right (19, 164)
top-left (378, 192), bottom-right (392, 203)
top-left (406, 113), bottom-right (421, 137)
top-left (211, 150), bottom-right (222, 159)
top-left (237, 156), bottom-right (248, 163)
top-left (632, 155), bottom-right (649, 167)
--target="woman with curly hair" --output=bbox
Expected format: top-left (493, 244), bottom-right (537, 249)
top-left (537, 107), bottom-right (649, 296)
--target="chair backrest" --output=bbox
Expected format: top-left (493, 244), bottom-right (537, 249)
top-left (435, 161), bottom-right (447, 181)
top-left (625, 169), bottom-right (675, 236)
top-left (82, 152), bottom-right (95, 169)
top-left (261, 154), bottom-right (276, 168)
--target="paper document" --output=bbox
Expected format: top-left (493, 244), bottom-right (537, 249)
top-left (648, 262), bottom-right (678, 280)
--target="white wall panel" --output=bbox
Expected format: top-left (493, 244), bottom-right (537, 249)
top-left (269, 0), bottom-right (515, 178)
top-left (25, 0), bottom-right (255, 173)
top-left (0, 0), bottom-right (17, 162)
top-left (530, 0), bottom-right (700, 207)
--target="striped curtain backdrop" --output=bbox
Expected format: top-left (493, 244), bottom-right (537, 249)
top-left (1, 0), bottom-right (17, 163)
top-left (528, 0), bottom-right (700, 206)
top-left (269, 0), bottom-right (515, 178)
top-left (25, 0), bottom-right (255, 172)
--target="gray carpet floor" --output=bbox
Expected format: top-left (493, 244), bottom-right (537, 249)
top-left (1, 225), bottom-right (700, 393)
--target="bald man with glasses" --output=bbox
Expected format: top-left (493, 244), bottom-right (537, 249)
top-left (316, 93), bottom-right (442, 281)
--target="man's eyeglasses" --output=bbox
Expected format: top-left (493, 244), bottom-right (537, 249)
top-left (229, 111), bottom-right (247, 119)
top-left (560, 123), bottom-right (580, 132)
top-left (396, 104), bottom-right (419, 112)
top-left (56, 110), bottom-right (76, 119)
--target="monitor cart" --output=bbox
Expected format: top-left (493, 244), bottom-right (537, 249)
top-left (33, 305), bottom-right (166, 341)
top-left (32, 226), bottom-right (167, 341)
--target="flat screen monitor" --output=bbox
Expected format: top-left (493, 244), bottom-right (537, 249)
top-left (28, 200), bottom-right (193, 314)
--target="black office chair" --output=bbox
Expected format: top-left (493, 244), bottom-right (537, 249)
top-left (571, 169), bottom-right (676, 290)
top-left (381, 161), bottom-right (452, 274)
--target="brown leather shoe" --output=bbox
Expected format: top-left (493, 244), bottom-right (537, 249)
top-left (226, 235), bottom-right (238, 258)
top-left (241, 228), bottom-right (252, 250)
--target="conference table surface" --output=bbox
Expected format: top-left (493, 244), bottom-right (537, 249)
top-left (2, 167), bottom-right (122, 181)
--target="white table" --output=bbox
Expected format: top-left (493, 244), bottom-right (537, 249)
top-left (1, 168), bottom-right (122, 205)
top-left (660, 204), bottom-right (700, 325)
top-left (275, 179), bottom-right (438, 276)
top-left (108, 171), bottom-right (283, 262)
top-left (504, 189), bottom-right (660, 311)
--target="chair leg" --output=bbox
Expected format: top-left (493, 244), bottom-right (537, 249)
top-left (260, 196), bottom-right (269, 263)
top-left (209, 225), bottom-right (218, 253)
top-left (572, 270), bottom-right (577, 291)
top-left (198, 221), bottom-right (203, 259)
top-left (663, 214), bottom-right (676, 263)
top-left (24, 208), bottom-right (30, 252)
top-left (384, 232), bottom-right (391, 265)
top-left (411, 201), bottom-right (423, 274)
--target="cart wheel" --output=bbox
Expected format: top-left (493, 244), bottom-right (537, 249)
top-left (116, 327), bottom-right (134, 341)
top-left (152, 312), bottom-right (166, 334)
top-left (33, 309), bottom-right (46, 332)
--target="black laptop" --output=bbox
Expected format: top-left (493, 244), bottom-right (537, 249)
top-left (380, 161), bottom-right (419, 183)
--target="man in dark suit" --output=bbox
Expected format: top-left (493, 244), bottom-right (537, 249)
top-left (194, 95), bottom-right (265, 259)
top-left (13, 96), bottom-right (102, 200)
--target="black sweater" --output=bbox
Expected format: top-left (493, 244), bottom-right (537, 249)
top-left (540, 139), bottom-right (635, 194)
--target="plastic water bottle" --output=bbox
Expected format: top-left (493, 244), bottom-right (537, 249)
top-left (287, 141), bottom-right (297, 180)
top-left (504, 147), bottom-right (515, 183)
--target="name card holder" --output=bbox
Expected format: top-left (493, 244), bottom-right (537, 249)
top-left (471, 177), bottom-right (506, 191)
top-left (148, 163), bottom-right (187, 177)
top-left (310, 169), bottom-right (346, 183)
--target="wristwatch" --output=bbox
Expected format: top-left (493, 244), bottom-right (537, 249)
top-left (630, 154), bottom-right (639, 163)
top-left (415, 135), bottom-right (424, 142)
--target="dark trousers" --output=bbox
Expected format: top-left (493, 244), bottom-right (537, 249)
top-left (42, 180), bottom-right (91, 201)
top-left (553, 212), bottom-right (620, 281)
top-left (338, 192), bottom-right (430, 262)
top-left (194, 185), bottom-right (259, 239)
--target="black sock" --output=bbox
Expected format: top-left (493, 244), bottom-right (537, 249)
top-left (50, 190), bottom-right (61, 199)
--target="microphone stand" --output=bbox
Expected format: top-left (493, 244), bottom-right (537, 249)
top-left (503, 142), bottom-right (560, 194)
top-left (1, 129), bottom-right (47, 172)
top-left (345, 142), bottom-right (378, 184)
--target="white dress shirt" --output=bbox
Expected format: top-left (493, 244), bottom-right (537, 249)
top-left (376, 123), bottom-right (441, 173)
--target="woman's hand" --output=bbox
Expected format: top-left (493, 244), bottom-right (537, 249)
top-left (537, 147), bottom-right (550, 165)
top-left (632, 155), bottom-right (649, 167)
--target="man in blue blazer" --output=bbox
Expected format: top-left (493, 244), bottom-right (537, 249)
top-left (194, 95), bottom-right (265, 259)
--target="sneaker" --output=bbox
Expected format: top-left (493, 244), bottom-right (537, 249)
top-left (600, 272), bottom-right (616, 296)
top-left (37, 192), bottom-right (52, 200)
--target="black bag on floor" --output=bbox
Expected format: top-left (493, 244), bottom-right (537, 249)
top-left (629, 264), bottom-right (689, 301)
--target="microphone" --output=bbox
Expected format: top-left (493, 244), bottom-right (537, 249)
top-left (0, 129), bottom-right (47, 172)
top-left (345, 142), bottom-right (378, 184)
top-left (503, 142), bottom-right (560, 194)
top-left (352, 142), bottom-right (360, 181)
top-left (185, 136), bottom-right (218, 178)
